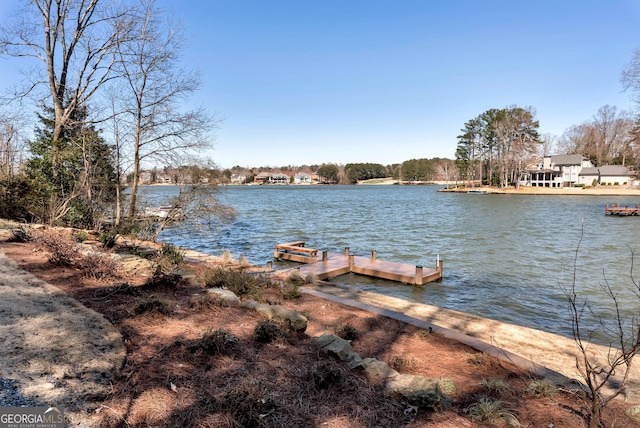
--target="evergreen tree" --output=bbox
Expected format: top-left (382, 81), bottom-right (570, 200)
top-left (26, 106), bottom-right (117, 226)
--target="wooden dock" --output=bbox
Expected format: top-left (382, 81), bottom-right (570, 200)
top-left (274, 242), bottom-right (442, 286)
top-left (605, 203), bottom-right (640, 216)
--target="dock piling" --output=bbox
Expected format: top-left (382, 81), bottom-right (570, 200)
top-left (415, 265), bottom-right (423, 285)
top-left (371, 250), bottom-right (377, 261)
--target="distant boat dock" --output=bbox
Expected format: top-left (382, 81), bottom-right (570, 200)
top-left (274, 241), bottom-right (442, 286)
top-left (605, 203), bottom-right (640, 216)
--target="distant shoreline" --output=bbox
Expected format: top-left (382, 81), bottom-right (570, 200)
top-left (438, 185), bottom-right (640, 197)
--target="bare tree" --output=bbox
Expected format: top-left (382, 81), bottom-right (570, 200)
top-left (559, 106), bottom-right (633, 165)
top-left (565, 225), bottom-right (640, 428)
top-left (0, 0), bottom-right (133, 176)
top-left (111, 0), bottom-right (217, 220)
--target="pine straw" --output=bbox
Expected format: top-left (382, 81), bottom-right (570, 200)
top-left (1, 238), bottom-right (640, 427)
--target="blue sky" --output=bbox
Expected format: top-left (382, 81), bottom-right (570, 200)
top-left (2, 1), bottom-right (640, 169)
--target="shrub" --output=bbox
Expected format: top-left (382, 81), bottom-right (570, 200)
top-left (333, 323), bottom-right (358, 341)
top-left (466, 352), bottom-right (488, 366)
top-left (188, 327), bottom-right (240, 355)
top-left (36, 231), bottom-right (79, 265)
top-left (155, 243), bottom-right (185, 274)
top-left (108, 282), bottom-right (138, 296)
top-left (254, 319), bottom-right (286, 343)
top-left (388, 354), bottom-right (417, 372)
top-left (309, 360), bottom-right (345, 389)
top-left (98, 231), bottom-right (117, 248)
top-left (437, 378), bottom-right (456, 396)
top-left (144, 271), bottom-right (182, 289)
top-left (188, 293), bottom-right (221, 310)
top-left (72, 230), bottom-right (89, 242)
top-left (134, 296), bottom-right (172, 315)
top-left (280, 282), bottom-right (302, 299)
top-left (525, 379), bottom-right (557, 398)
top-left (466, 397), bottom-right (520, 426)
top-left (202, 267), bottom-right (270, 299)
top-left (126, 245), bottom-right (145, 257)
top-left (614, 182), bottom-right (620, 186)
top-left (78, 251), bottom-right (122, 280)
top-left (480, 378), bottom-right (512, 396)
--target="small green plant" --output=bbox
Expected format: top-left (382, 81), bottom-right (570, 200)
top-left (188, 293), bottom-right (220, 310)
top-left (153, 243), bottom-right (184, 274)
top-left (466, 352), bottom-right (488, 366)
top-left (158, 243), bottom-right (184, 264)
top-left (525, 379), bottom-right (557, 398)
top-left (286, 269), bottom-right (306, 286)
top-left (466, 397), bottom-right (520, 426)
top-left (108, 282), bottom-right (138, 296)
top-left (333, 323), bottom-right (358, 341)
top-left (134, 296), bottom-right (172, 315)
top-left (72, 230), bottom-right (89, 242)
top-left (626, 405), bottom-right (640, 420)
top-left (188, 327), bottom-right (240, 355)
top-left (437, 378), bottom-right (456, 396)
top-left (144, 271), bottom-right (182, 289)
top-left (202, 267), bottom-right (270, 299)
top-left (388, 354), bottom-right (417, 372)
top-left (254, 319), bottom-right (286, 343)
top-left (127, 245), bottom-right (145, 257)
top-left (480, 378), bottom-right (512, 396)
top-left (98, 231), bottom-right (117, 248)
top-left (280, 282), bottom-right (302, 299)
top-left (309, 359), bottom-right (345, 389)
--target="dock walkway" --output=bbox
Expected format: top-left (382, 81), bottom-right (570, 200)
top-left (274, 242), bottom-right (442, 285)
top-left (605, 202), bottom-right (640, 216)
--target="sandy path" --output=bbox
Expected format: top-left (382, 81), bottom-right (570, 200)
top-left (0, 252), bottom-right (126, 410)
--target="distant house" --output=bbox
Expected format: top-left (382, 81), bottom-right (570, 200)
top-left (268, 173), bottom-right (290, 185)
top-left (254, 172), bottom-right (270, 185)
top-left (293, 172), bottom-right (312, 184)
top-left (230, 174), bottom-right (246, 184)
top-left (520, 154), bottom-right (593, 188)
top-left (578, 165), bottom-right (635, 186)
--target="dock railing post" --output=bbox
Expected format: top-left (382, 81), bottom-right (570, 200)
top-left (371, 250), bottom-right (376, 261)
top-left (415, 265), bottom-right (423, 285)
top-left (266, 261), bottom-right (272, 270)
top-left (344, 247), bottom-right (350, 257)
top-left (322, 251), bottom-right (328, 261)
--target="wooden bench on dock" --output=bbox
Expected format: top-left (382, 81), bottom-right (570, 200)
top-left (274, 241), bottom-right (319, 263)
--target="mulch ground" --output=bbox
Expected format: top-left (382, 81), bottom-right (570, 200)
top-left (1, 234), bottom-right (638, 427)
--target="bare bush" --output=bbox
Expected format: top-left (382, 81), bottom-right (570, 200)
top-left (78, 252), bottom-right (123, 281)
top-left (35, 231), bottom-right (79, 265)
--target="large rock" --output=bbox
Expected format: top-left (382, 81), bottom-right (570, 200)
top-left (313, 333), bottom-right (362, 365)
top-left (241, 300), bottom-right (308, 332)
top-left (113, 254), bottom-right (156, 276)
top-left (354, 357), bottom-right (452, 411)
top-left (206, 287), bottom-right (241, 305)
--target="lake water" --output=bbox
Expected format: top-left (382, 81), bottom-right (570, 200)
top-left (140, 184), bottom-right (640, 342)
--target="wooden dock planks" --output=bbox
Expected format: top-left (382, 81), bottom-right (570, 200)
top-left (605, 203), bottom-right (640, 216)
top-left (276, 244), bottom-right (442, 285)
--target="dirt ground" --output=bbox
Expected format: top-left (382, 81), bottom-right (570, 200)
top-left (1, 232), bottom-right (639, 427)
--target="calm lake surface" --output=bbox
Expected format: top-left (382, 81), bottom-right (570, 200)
top-left (141, 185), bottom-right (640, 342)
